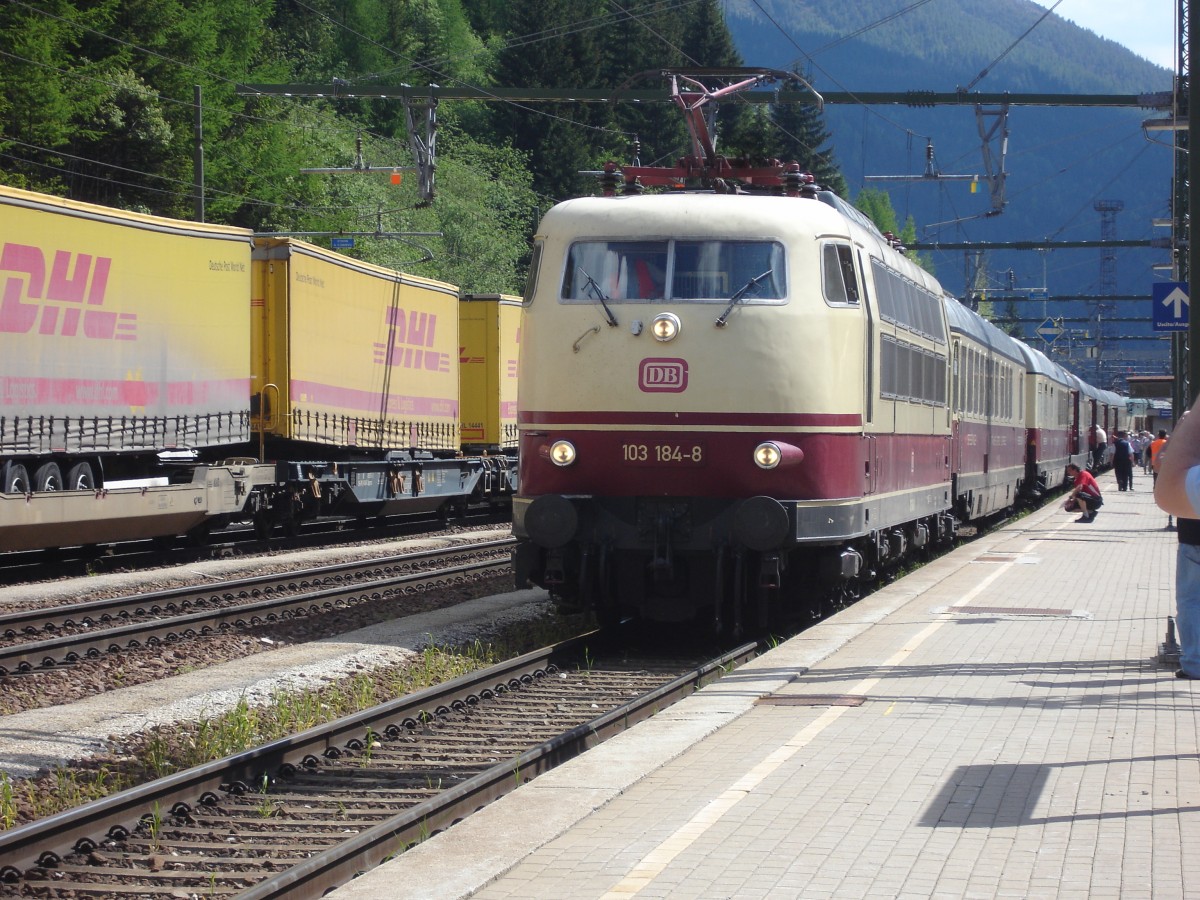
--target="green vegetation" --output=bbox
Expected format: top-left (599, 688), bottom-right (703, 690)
top-left (855, 187), bottom-right (934, 275)
top-left (0, 608), bottom-right (590, 831)
top-left (0, 0), bottom-right (849, 293)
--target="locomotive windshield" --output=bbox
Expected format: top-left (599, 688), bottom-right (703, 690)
top-left (561, 240), bottom-right (785, 304)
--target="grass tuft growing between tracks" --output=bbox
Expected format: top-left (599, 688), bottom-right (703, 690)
top-left (0, 607), bottom-right (591, 830)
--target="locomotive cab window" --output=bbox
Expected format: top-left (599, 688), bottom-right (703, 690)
top-left (561, 239), bottom-right (786, 304)
top-left (822, 243), bottom-right (860, 306)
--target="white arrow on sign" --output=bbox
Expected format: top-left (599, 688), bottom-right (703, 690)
top-left (1162, 286), bottom-right (1190, 319)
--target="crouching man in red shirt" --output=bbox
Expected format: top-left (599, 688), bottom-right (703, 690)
top-left (1065, 463), bottom-right (1104, 523)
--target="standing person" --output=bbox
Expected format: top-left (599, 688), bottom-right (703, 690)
top-left (1131, 431), bottom-right (1147, 474)
top-left (1154, 401), bottom-right (1200, 679)
top-left (1112, 431), bottom-right (1134, 491)
top-left (1092, 424), bottom-right (1107, 470)
top-left (1151, 429), bottom-right (1170, 477)
top-left (1065, 462), bottom-right (1103, 523)
top-left (1153, 429), bottom-right (1174, 530)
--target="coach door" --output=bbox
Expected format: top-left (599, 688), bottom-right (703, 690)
top-left (858, 249), bottom-right (878, 496)
top-left (1069, 390), bottom-right (1081, 455)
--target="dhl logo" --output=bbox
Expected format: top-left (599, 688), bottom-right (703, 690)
top-left (373, 308), bottom-right (449, 372)
top-left (1, 243), bottom-right (136, 339)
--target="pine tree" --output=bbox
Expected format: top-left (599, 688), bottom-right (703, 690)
top-left (679, 0), bottom-right (747, 157)
top-left (769, 90), bottom-right (847, 197)
top-left (489, 0), bottom-right (606, 201)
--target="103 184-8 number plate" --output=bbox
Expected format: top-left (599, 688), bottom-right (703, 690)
top-left (621, 442), bottom-right (706, 466)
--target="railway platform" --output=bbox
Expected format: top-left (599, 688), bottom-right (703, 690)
top-left (332, 471), bottom-right (1194, 900)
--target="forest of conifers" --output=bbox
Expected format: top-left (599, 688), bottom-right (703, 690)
top-left (0, 0), bottom-right (851, 293)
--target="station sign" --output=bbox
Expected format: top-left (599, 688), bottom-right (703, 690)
top-left (1153, 281), bottom-right (1189, 331)
top-left (331, 237), bottom-right (355, 249)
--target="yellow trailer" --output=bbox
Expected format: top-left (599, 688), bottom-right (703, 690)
top-left (0, 185), bottom-right (253, 463)
top-left (252, 238), bottom-right (462, 454)
top-left (459, 293), bottom-right (521, 452)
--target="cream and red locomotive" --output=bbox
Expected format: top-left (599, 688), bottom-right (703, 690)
top-left (512, 188), bottom-right (1120, 633)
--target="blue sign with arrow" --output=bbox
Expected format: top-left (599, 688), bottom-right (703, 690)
top-left (1153, 281), bottom-right (1189, 331)
top-left (1035, 317), bottom-right (1062, 342)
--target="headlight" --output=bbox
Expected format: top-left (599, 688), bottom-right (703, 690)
top-left (753, 442), bottom-right (782, 469)
top-left (548, 440), bottom-right (577, 466)
top-left (651, 313), bottom-right (681, 342)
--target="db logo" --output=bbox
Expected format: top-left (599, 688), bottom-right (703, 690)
top-left (639, 358), bottom-right (688, 393)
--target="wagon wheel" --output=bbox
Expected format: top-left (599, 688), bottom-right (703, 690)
top-left (66, 462), bottom-right (95, 490)
top-left (3, 464), bottom-right (30, 494)
top-left (34, 462), bottom-right (63, 492)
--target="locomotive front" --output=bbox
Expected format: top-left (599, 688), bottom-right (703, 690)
top-left (512, 193), bottom-right (872, 632)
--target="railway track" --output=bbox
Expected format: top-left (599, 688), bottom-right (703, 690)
top-left (0, 539), bottom-right (517, 675)
top-left (0, 634), bottom-right (758, 898)
top-left (0, 510), bottom-right (510, 586)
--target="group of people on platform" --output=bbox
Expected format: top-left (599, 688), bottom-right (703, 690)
top-left (1068, 428), bottom-right (1170, 522)
top-left (1111, 429), bottom-right (1169, 491)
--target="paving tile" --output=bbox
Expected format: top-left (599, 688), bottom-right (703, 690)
top-left (333, 480), bottom-right (1200, 900)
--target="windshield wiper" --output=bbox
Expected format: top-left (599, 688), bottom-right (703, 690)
top-left (715, 269), bottom-right (773, 327)
top-left (578, 267), bottom-right (618, 327)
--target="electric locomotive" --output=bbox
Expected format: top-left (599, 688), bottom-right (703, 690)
top-left (512, 189), bottom-right (959, 633)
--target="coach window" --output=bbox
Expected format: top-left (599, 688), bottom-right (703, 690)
top-left (822, 243), bottom-right (859, 306)
top-left (955, 347), bottom-right (964, 413)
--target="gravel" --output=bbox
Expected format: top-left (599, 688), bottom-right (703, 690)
top-left (0, 528), bottom-right (555, 781)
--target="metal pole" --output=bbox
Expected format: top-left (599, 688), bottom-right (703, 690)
top-left (193, 85), bottom-right (204, 223)
top-left (1188, 1), bottom-right (1198, 404)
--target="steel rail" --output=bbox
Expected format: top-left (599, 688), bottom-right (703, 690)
top-left (0, 543), bottom-right (514, 674)
top-left (0, 538), bottom-right (515, 638)
top-left (0, 635), bottom-right (757, 891)
top-left (239, 641), bottom-right (759, 900)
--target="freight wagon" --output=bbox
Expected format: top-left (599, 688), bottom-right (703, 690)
top-left (0, 186), bottom-right (516, 553)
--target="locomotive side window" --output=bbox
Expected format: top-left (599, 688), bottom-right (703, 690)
top-left (880, 335), bottom-right (948, 406)
top-left (522, 241), bottom-right (544, 307)
top-left (873, 261), bottom-right (895, 320)
top-left (560, 240), bottom-right (785, 304)
top-left (869, 258), bottom-right (947, 344)
top-left (821, 243), bottom-right (859, 306)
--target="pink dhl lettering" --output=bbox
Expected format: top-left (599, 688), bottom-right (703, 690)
top-left (458, 346), bottom-right (484, 365)
top-left (1, 243), bottom-right (135, 339)
top-left (382, 308), bottom-right (437, 347)
top-left (371, 344), bottom-right (452, 373)
top-left (374, 310), bottom-right (447, 369)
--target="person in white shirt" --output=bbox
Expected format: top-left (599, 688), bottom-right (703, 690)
top-left (1156, 401), bottom-right (1200, 679)
top-left (1092, 424), bottom-right (1107, 469)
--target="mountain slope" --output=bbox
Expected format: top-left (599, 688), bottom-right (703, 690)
top-left (725, 0), bottom-right (1175, 380)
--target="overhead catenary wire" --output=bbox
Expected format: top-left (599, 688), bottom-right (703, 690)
top-left (963, 0), bottom-right (1067, 92)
